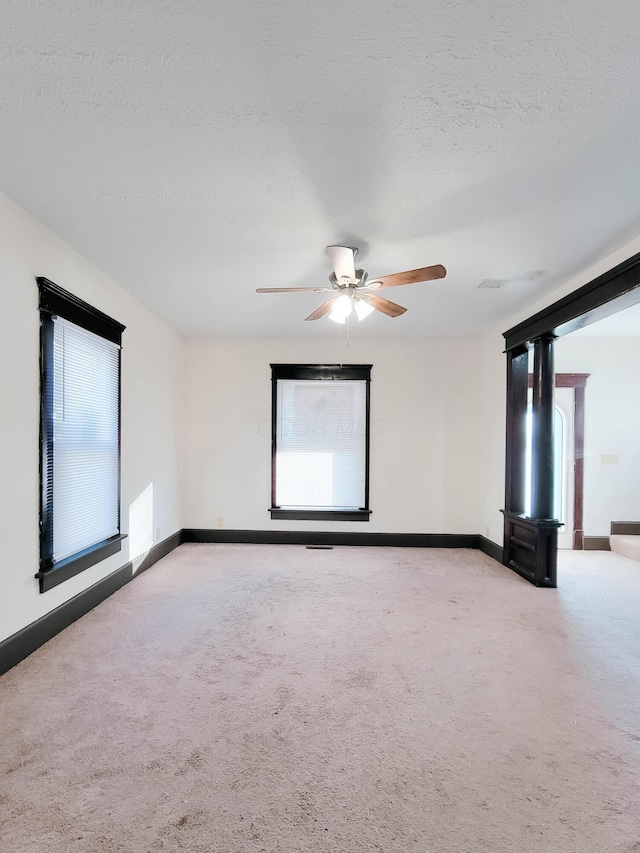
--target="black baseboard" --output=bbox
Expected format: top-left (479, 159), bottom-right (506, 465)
top-left (182, 528), bottom-right (479, 549)
top-left (477, 535), bottom-right (505, 563)
top-left (0, 531), bottom-right (182, 676)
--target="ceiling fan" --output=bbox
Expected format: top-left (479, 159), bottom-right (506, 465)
top-left (256, 246), bottom-right (447, 323)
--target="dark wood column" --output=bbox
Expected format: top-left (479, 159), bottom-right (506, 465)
top-left (502, 335), bottom-right (561, 588)
top-left (504, 347), bottom-right (529, 514)
top-left (531, 334), bottom-right (556, 519)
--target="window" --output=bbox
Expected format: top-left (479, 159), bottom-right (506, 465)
top-left (270, 364), bottom-right (372, 521)
top-left (37, 278), bottom-right (126, 592)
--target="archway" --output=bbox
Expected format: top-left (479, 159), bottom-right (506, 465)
top-left (502, 253), bottom-right (640, 586)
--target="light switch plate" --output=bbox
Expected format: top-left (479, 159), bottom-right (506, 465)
top-left (601, 454), bottom-right (619, 465)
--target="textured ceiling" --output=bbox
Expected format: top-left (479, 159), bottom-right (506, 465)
top-left (2, 1), bottom-right (640, 336)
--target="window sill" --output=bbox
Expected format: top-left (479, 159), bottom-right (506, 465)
top-left (269, 508), bottom-right (371, 522)
top-left (36, 534), bottom-right (127, 593)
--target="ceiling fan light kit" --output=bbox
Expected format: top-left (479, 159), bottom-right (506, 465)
top-left (328, 292), bottom-right (376, 324)
top-left (256, 245), bottom-right (446, 323)
top-left (328, 294), bottom-right (352, 323)
top-left (354, 298), bottom-right (375, 321)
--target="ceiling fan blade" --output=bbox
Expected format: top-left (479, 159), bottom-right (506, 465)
top-left (305, 298), bottom-right (337, 321)
top-left (256, 286), bottom-right (333, 293)
top-left (326, 245), bottom-right (356, 283)
top-left (367, 264), bottom-right (446, 289)
top-left (362, 293), bottom-right (407, 317)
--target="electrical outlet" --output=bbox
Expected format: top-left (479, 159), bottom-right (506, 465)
top-left (217, 516), bottom-right (225, 528)
top-left (156, 527), bottom-right (161, 541)
top-left (485, 526), bottom-right (490, 537)
top-left (601, 454), bottom-right (619, 465)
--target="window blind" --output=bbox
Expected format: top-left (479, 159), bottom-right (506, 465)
top-left (52, 317), bottom-right (120, 562)
top-left (275, 379), bottom-right (367, 510)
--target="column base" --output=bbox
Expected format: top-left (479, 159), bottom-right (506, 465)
top-left (501, 510), bottom-right (562, 587)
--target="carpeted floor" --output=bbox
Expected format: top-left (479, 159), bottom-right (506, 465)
top-left (1, 545), bottom-right (640, 852)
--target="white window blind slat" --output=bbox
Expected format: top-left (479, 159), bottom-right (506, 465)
top-left (276, 379), bottom-right (366, 510)
top-left (52, 317), bottom-right (120, 562)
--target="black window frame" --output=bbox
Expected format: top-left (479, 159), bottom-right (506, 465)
top-left (270, 364), bottom-right (372, 522)
top-left (37, 278), bottom-right (127, 593)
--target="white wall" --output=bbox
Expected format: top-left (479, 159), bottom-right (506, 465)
top-left (183, 336), bottom-right (484, 534)
top-left (555, 335), bottom-right (640, 535)
top-left (478, 331), bottom-right (508, 545)
top-left (479, 233), bottom-right (640, 547)
top-left (0, 191), bottom-right (184, 642)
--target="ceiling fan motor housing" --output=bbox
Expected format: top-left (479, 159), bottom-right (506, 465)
top-left (329, 269), bottom-right (368, 289)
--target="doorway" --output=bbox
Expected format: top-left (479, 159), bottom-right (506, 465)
top-left (554, 390), bottom-right (574, 549)
top-left (502, 249), bottom-right (640, 585)
top-left (525, 390), bottom-right (573, 548)
top-left (524, 374), bottom-right (588, 550)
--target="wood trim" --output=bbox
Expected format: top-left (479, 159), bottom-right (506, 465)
top-left (573, 385), bottom-right (586, 550)
top-left (505, 349), bottom-right (529, 514)
top-left (504, 251), bottom-right (640, 351)
top-left (583, 536), bottom-right (611, 551)
top-left (527, 373), bottom-right (591, 389)
top-left (477, 536), bottom-right (504, 563)
top-left (271, 371), bottom-right (277, 509)
top-left (525, 373), bottom-right (590, 550)
top-left (502, 511), bottom-right (561, 587)
top-left (610, 521), bottom-right (640, 535)
top-left (270, 364), bottom-right (373, 381)
top-left (39, 317), bottom-right (54, 569)
top-left (530, 335), bottom-right (556, 519)
top-left (36, 534), bottom-right (127, 593)
top-left (270, 364), bottom-right (372, 517)
top-left (0, 531), bottom-right (182, 676)
top-left (182, 528), bottom-right (479, 548)
top-left (269, 508), bottom-right (371, 522)
top-left (37, 277), bottom-right (126, 345)
top-left (364, 369), bottom-right (371, 511)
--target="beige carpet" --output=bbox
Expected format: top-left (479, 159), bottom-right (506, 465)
top-left (1, 545), bottom-right (640, 853)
